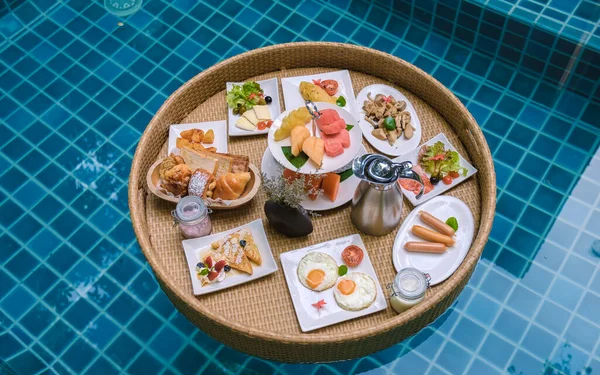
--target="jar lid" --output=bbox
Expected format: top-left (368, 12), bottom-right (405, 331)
top-left (393, 267), bottom-right (429, 300)
top-left (173, 196), bottom-right (208, 225)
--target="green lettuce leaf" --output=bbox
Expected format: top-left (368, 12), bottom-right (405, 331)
top-left (419, 141), bottom-right (467, 178)
top-left (226, 82), bottom-right (263, 110)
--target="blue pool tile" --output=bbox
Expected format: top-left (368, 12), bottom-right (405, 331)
top-left (507, 227), bottom-right (541, 259)
top-left (548, 277), bottom-right (583, 310)
top-left (467, 292), bottom-right (499, 325)
top-left (451, 316), bottom-right (486, 350)
top-left (561, 254), bottom-right (595, 287)
top-left (507, 284), bottom-right (542, 317)
top-left (44, 281), bottom-right (76, 313)
top-left (531, 185), bottom-right (563, 215)
top-left (40, 319), bottom-right (76, 355)
top-left (129, 269), bottom-right (158, 301)
top-left (128, 350), bottom-right (162, 375)
top-left (24, 264), bottom-right (59, 296)
top-left (105, 332), bottom-right (141, 368)
top-left (496, 142), bottom-right (524, 166)
top-left (535, 300), bottom-right (570, 335)
top-left (20, 303), bottom-right (56, 336)
top-left (5, 249), bottom-right (37, 279)
top-left (107, 254), bottom-right (140, 285)
top-left (564, 316), bottom-right (599, 352)
top-left (7, 350), bottom-right (47, 375)
top-left (467, 358), bottom-right (500, 375)
top-left (128, 309), bottom-right (162, 341)
top-left (151, 325), bottom-right (185, 361)
top-left (496, 193), bottom-right (525, 221)
top-left (62, 338), bottom-right (98, 373)
top-left (63, 298), bottom-right (100, 331)
top-left (522, 324), bottom-right (558, 359)
top-left (479, 332), bottom-right (514, 368)
top-left (84, 315), bottom-right (119, 350)
top-left (493, 308), bottom-right (528, 343)
top-left (495, 247), bottom-right (528, 277)
top-left (107, 291), bottom-right (141, 325)
top-left (520, 263), bottom-right (554, 295)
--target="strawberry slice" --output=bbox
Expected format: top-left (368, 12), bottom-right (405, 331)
top-left (207, 270), bottom-right (219, 281)
top-left (214, 260), bottom-right (227, 272)
top-left (204, 256), bottom-right (214, 268)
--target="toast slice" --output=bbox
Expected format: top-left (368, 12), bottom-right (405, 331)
top-left (180, 147), bottom-right (219, 175)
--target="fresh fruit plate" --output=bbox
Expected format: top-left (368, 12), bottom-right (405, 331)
top-left (394, 133), bottom-right (477, 206)
top-left (392, 196), bottom-right (474, 286)
top-left (267, 103), bottom-right (363, 174)
top-left (226, 78), bottom-right (281, 137)
top-left (182, 219), bottom-right (278, 295)
top-left (280, 234), bottom-right (387, 332)
top-left (261, 145), bottom-right (367, 211)
top-left (168, 121), bottom-right (228, 155)
top-left (356, 84), bottom-right (422, 157)
top-left (281, 70), bottom-right (359, 122)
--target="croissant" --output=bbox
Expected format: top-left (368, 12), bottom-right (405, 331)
top-left (212, 172), bottom-right (251, 200)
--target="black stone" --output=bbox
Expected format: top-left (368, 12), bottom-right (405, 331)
top-left (264, 200), bottom-right (313, 237)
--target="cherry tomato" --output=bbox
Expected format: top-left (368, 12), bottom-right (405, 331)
top-left (448, 171), bottom-right (459, 178)
top-left (257, 121), bottom-right (267, 130)
top-left (442, 175), bottom-right (453, 185)
top-left (320, 79), bottom-right (339, 96)
top-left (312, 79), bottom-right (321, 86)
top-left (266, 120), bottom-right (273, 128)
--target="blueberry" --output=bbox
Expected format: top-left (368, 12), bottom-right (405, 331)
top-left (224, 265), bottom-right (231, 272)
top-left (196, 262), bottom-right (205, 269)
top-left (265, 96), bottom-right (272, 104)
top-left (240, 239), bottom-right (247, 247)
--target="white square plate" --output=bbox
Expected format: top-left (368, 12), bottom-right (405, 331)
top-left (280, 234), bottom-right (387, 332)
top-left (281, 70), bottom-right (359, 121)
top-left (394, 133), bottom-right (477, 206)
top-left (182, 219), bottom-right (278, 295)
top-left (226, 78), bottom-right (281, 137)
top-left (168, 121), bottom-right (228, 155)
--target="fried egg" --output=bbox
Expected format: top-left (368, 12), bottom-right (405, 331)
top-left (297, 252), bottom-right (338, 291)
top-left (333, 272), bottom-right (377, 311)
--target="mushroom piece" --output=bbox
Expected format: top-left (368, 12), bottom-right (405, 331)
top-left (387, 128), bottom-right (398, 145)
top-left (365, 116), bottom-right (378, 128)
top-left (396, 101), bottom-right (407, 112)
top-left (404, 123), bottom-right (414, 139)
top-left (371, 128), bottom-right (387, 140)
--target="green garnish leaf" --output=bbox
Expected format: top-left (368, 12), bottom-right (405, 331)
top-left (199, 268), bottom-right (209, 276)
top-left (338, 168), bottom-right (353, 182)
top-left (338, 265), bottom-right (348, 276)
top-left (446, 217), bottom-right (458, 231)
top-left (226, 81), bottom-right (263, 110)
top-left (346, 124), bottom-right (354, 131)
top-left (336, 96), bottom-right (346, 107)
top-left (282, 146), bottom-right (309, 169)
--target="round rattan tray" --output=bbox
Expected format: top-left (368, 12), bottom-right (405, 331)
top-left (128, 42), bottom-right (496, 363)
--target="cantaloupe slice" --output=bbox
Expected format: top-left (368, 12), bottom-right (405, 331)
top-left (282, 168), bottom-right (300, 183)
top-left (304, 174), bottom-right (324, 200)
top-left (321, 173), bottom-right (340, 202)
top-left (290, 126), bottom-right (310, 156)
top-left (302, 136), bottom-right (324, 167)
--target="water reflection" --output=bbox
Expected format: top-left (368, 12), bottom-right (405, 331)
top-left (104, 0), bottom-right (142, 17)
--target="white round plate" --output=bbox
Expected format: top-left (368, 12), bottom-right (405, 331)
top-left (261, 145), bottom-right (366, 211)
top-left (267, 102), bottom-right (363, 174)
top-left (356, 84), bottom-right (422, 156)
top-left (392, 196), bottom-right (474, 286)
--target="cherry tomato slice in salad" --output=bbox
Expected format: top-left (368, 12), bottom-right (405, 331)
top-left (320, 79), bottom-right (339, 96)
top-left (442, 175), bottom-right (453, 185)
top-left (448, 171), bottom-right (459, 178)
top-left (266, 120), bottom-right (273, 128)
top-left (257, 121), bottom-right (267, 130)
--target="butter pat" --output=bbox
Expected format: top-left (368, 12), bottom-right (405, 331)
top-left (253, 105), bottom-right (271, 121)
top-left (242, 109), bottom-right (259, 126)
top-left (235, 116), bottom-right (255, 131)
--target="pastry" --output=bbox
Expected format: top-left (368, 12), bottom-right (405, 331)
top-left (212, 172), bottom-right (250, 200)
top-left (211, 231), bottom-right (254, 274)
top-left (158, 154), bottom-right (192, 196)
top-left (177, 138), bottom-right (217, 153)
top-left (238, 228), bottom-right (261, 265)
top-left (187, 168), bottom-right (215, 198)
top-left (180, 147), bottom-right (219, 175)
top-left (180, 128), bottom-right (204, 143)
top-left (203, 129), bottom-right (214, 144)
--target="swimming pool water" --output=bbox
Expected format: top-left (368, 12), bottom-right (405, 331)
top-left (0, 0), bottom-right (599, 374)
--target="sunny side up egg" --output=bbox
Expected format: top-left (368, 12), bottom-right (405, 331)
top-left (297, 252), bottom-right (339, 291)
top-left (333, 272), bottom-right (377, 311)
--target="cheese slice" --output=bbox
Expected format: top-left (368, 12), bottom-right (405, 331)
top-left (235, 116), bottom-right (255, 131)
top-left (253, 105), bottom-right (271, 121)
top-left (242, 109), bottom-right (259, 126)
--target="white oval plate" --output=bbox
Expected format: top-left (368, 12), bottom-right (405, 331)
top-left (392, 196), bottom-right (474, 286)
top-left (267, 103), bottom-right (363, 174)
top-left (356, 84), bottom-right (422, 156)
top-left (261, 145), bottom-right (366, 211)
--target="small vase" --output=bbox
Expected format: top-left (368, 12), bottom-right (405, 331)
top-left (264, 200), bottom-right (313, 237)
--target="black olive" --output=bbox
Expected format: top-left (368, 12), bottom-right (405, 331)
top-left (224, 265), bottom-right (231, 272)
top-left (265, 96), bottom-right (272, 104)
top-left (429, 177), bottom-right (439, 185)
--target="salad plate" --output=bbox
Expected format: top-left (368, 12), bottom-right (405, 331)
top-left (280, 234), bottom-right (387, 332)
top-left (394, 133), bottom-right (477, 206)
top-left (267, 103), bottom-right (363, 174)
top-left (392, 196), bottom-right (474, 285)
top-left (168, 121), bottom-right (228, 155)
top-left (261, 145), bottom-right (367, 211)
top-left (226, 78), bottom-right (281, 137)
top-left (356, 84), bottom-right (422, 157)
top-left (281, 70), bottom-right (359, 122)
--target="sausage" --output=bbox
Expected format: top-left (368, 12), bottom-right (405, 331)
top-left (419, 211), bottom-right (455, 237)
top-left (411, 225), bottom-right (455, 246)
top-left (404, 241), bottom-right (447, 253)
